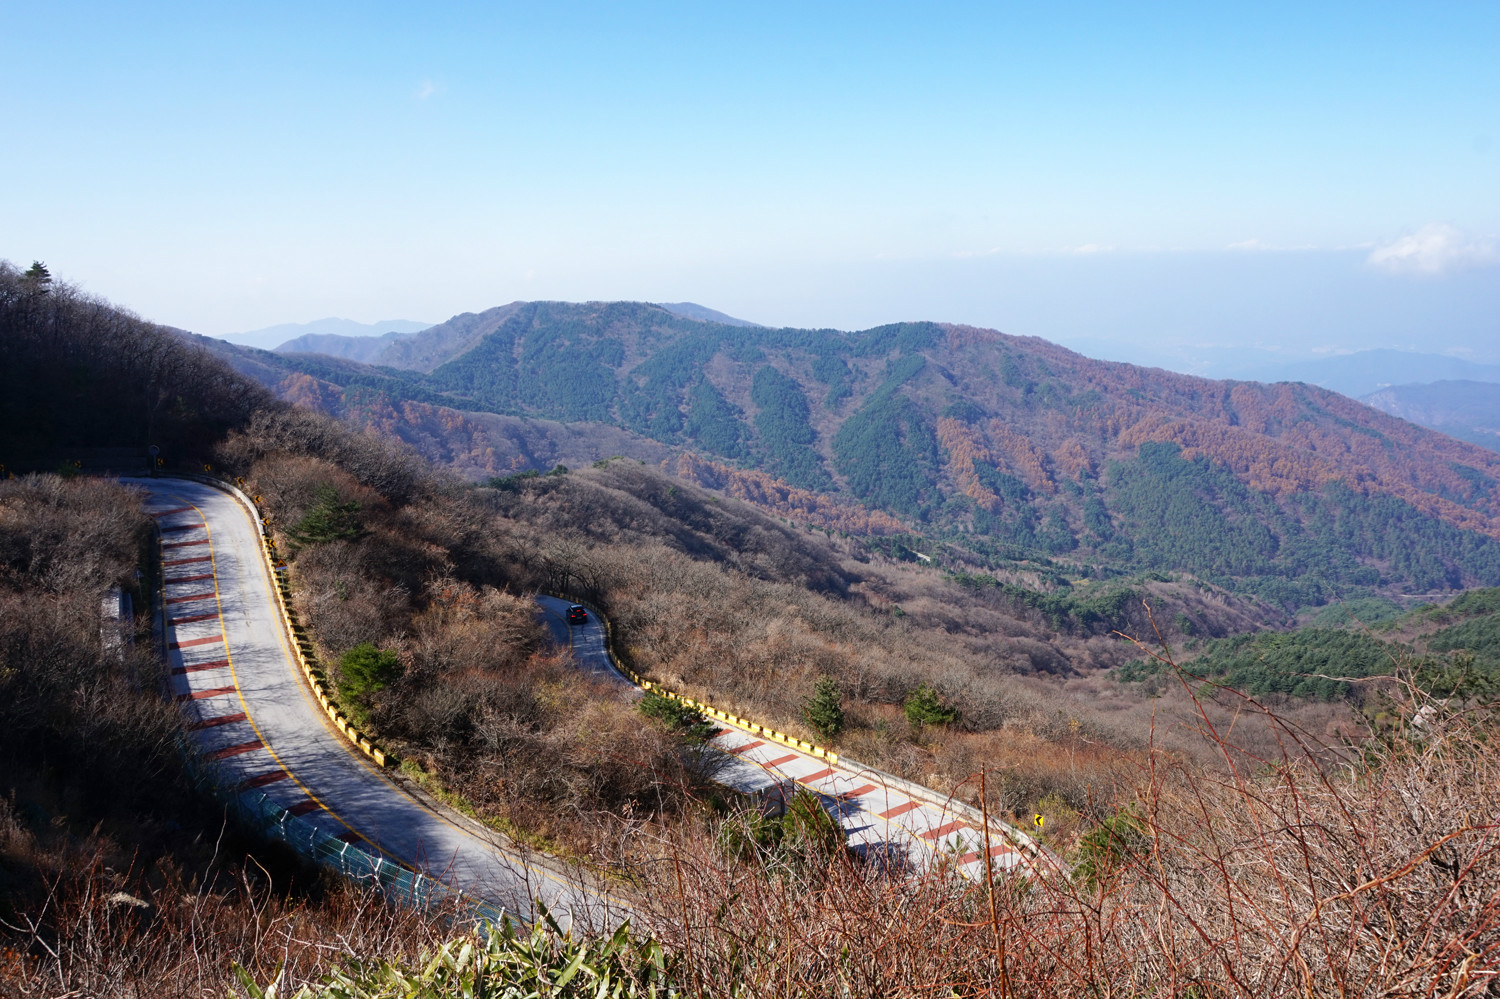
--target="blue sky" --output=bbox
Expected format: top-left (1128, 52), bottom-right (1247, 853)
top-left (2, 2), bottom-right (1496, 361)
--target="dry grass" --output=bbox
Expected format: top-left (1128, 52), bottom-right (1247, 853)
top-left (1, 469), bottom-right (1494, 997)
top-left (0, 848), bottom-right (468, 998)
top-left (223, 435), bottom-right (1339, 841)
top-left (8, 674), bottom-right (1494, 997)
top-left (618, 671), bottom-right (1500, 998)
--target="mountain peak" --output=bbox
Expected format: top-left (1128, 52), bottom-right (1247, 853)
top-left (658, 302), bottom-right (763, 328)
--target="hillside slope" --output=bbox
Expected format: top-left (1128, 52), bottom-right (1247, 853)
top-left (203, 301), bottom-right (1500, 608)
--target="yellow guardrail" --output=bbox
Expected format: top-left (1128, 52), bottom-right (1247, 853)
top-left (547, 591), bottom-right (1056, 874)
top-left (261, 535), bottom-right (390, 767)
top-left (195, 474), bottom-right (392, 769)
top-left (546, 591), bottom-right (838, 766)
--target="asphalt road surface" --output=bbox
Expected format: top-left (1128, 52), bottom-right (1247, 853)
top-left (137, 476), bottom-right (624, 929)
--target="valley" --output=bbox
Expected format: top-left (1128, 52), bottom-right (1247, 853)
top-left (2, 265), bottom-right (1496, 994)
top-left (203, 301), bottom-right (1500, 620)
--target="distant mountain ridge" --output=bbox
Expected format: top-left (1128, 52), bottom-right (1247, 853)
top-left (222, 317), bottom-right (433, 351)
top-left (263, 301), bottom-right (763, 373)
top-left (275, 329), bottom-right (415, 362)
top-left (1362, 380), bottom-right (1500, 453)
top-left (1054, 343), bottom-right (1500, 399)
top-left (198, 300), bottom-right (1500, 609)
top-left (658, 302), bottom-right (762, 327)
top-left (1243, 350), bottom-right (1500, 399)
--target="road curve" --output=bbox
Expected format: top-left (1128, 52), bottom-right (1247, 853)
top-left (536, 595), bottom-right (1040, 878)
top-left (136, 476), bottom-right (622, 929)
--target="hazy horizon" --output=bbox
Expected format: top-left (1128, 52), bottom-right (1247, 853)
top-left (4, 3), bottom-right (1495, 361)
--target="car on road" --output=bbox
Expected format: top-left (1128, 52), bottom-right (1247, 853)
top-left (567, 604), bottom-right (588, 625)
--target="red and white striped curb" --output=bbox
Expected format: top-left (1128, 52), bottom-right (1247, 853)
top-left (150, 500), bottom-right (381, 858)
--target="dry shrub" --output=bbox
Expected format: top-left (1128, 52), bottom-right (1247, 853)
top-left (241, 449), bottom-right (743, 862)
top-left (216, 407), bottom-right (429, 504)
top-left (582, 539), bottom-right (1082, 785)
top-left (0, 474), bottom-right (148, 595)
top-left (0, 476), bottom-right (190, 860)
top-left (0, 848), bottom-right (465, 998)
top-left (386, 646), bottom-right (714, 860)
top-left (0, 475), bottom-right (462, 997)
top-left (255, 438), bottom-right (1290, 841)
top-left (626, 684), bottom-right (1500, 998)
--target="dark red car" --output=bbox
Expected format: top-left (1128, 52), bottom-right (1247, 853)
top-left (567, 604), bottom-right (588, 625)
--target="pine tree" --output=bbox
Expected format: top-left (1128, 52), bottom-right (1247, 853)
top-left (903, 683), bottom-right (959, 728)
top-left (802, 676), bottom-right (845, 740)
top-left (288, 484), bottom-right (365, 547)
top-left (21, 261), bottom-right (51, 293)
top-left (339, 642), bottom-right (402, 703)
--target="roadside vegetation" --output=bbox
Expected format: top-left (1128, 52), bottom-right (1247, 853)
top-left (247, 670), bottom-right (1500, 997)
top-left (4, 265), bottom-right (1496, 995)
top-left (0, 471), bottom-right (475, 997)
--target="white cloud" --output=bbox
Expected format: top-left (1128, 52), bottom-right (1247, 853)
top-left (1366, 223), bottom-right (1499, 275)
top-left (414, 79), bottom-right (441, 100)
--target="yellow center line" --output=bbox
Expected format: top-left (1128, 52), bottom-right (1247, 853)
top-left (165, 496), bottom-right (385, 859)
top-left (203, 488), bottom-right (624, 906)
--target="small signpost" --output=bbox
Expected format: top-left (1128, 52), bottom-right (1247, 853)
top-left (148, 445), bottom-right (159, 477)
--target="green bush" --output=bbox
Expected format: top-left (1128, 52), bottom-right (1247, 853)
top-left (716, 790), bottom-right (848, 867)
top-left (638, 691), bottom-right (717, 741)
top-left (338, 642), bottom-right (402, 703)
top-left (903, 683), bottom-right (959, 728)
top-left (1072, 805), bottom-right (1148, 890)
top-left (236, 913), bottom-right (675, 998)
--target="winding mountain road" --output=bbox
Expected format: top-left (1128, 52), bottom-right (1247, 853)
top-left (536, 596), bottom-right (1039, 878)
top-left (138, 476), bottom-right (622, 929)
top-left (139, 472), bottom-right (1034, 931)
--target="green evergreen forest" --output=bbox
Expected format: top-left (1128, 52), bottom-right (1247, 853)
top-left (217, 301), bottom-right (1500, 612)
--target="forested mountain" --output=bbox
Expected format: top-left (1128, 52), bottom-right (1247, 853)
top-left (204, 300), bottom-right (1500, 610)
top-left (0, 262), bottom-right (270, 465)
top-left (275, 329), bottom-right (415, 362)
top-left (1119, 585), bottom-right (1500, 703)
